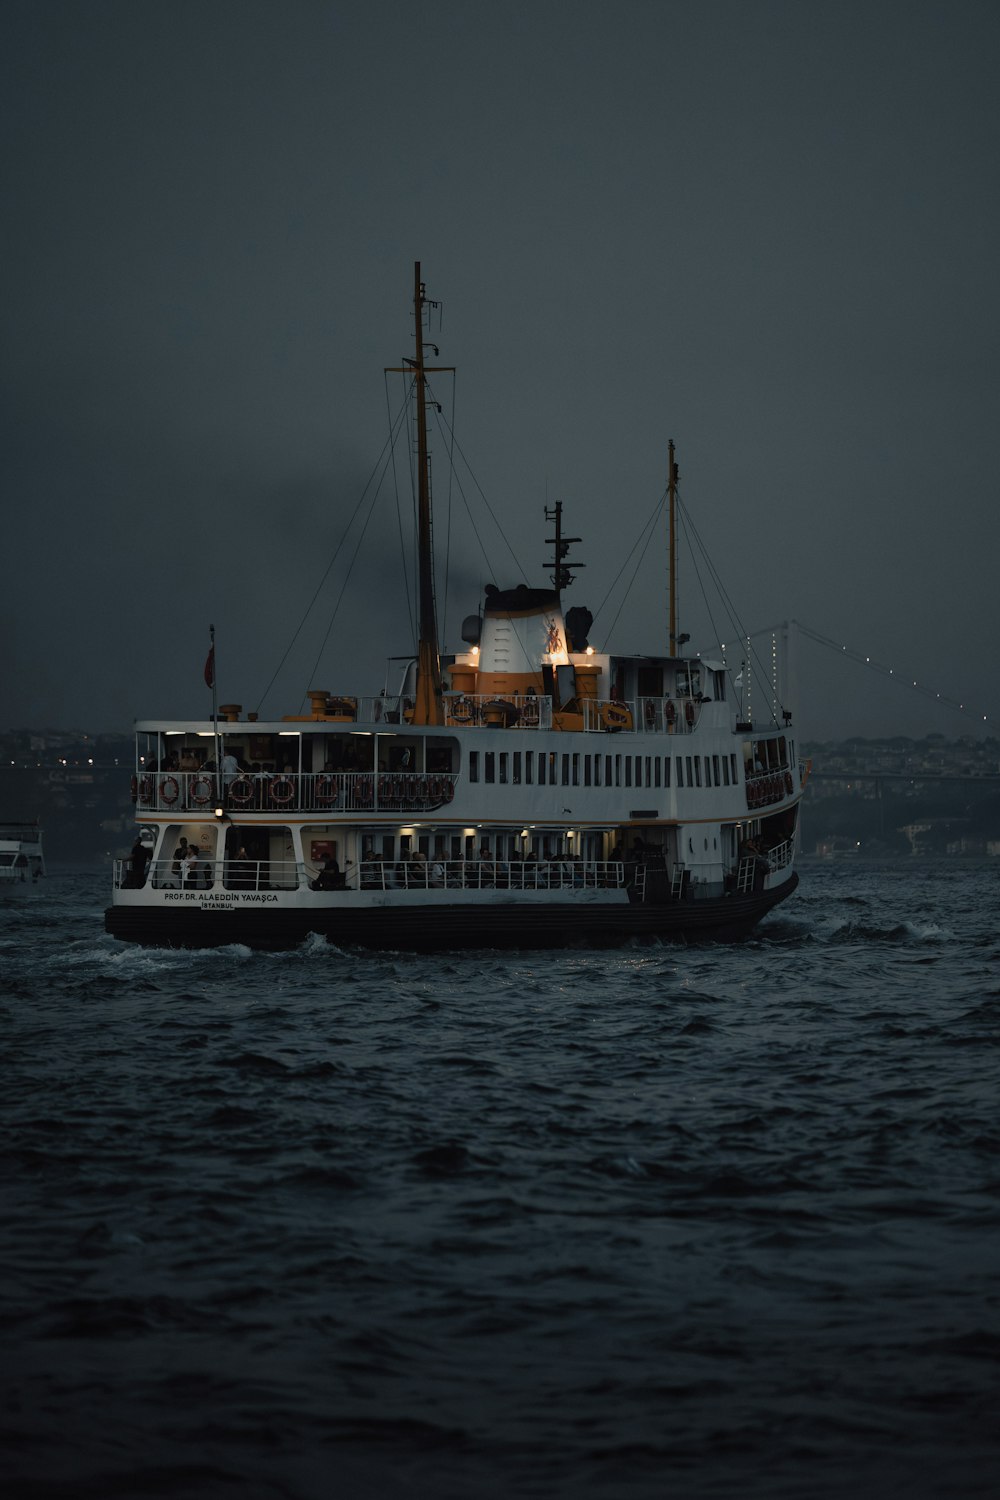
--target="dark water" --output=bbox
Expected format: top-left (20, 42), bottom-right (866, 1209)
top-left (2, 864), bottom-right (998, 1500)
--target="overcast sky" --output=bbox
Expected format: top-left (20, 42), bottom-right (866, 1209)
top-left (3, 0), bottom-right (998, 742)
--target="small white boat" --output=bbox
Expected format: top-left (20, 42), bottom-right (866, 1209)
top-left (106, 266), bottom-right (801, 951)
top-left (0, 821), bottom-right (45, 897)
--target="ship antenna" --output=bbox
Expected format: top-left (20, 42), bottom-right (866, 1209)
top-left (544, 499), bottom-right (584, 604)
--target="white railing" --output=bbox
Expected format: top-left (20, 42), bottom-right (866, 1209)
top-left (766, 838), bottom-right (795, 872)
top-left (581, 698), bottom-right (702, 734)
top-left (114, 856), bottom-right (626, 895)
top-left (745, 768), bottom-right (793, 810)
top-left (443, 694), bottom-right (553, 730)
top-left (135, 770), bottom-right (459, 815)
top-left (357, 858), bottom-right (625, 891)
top-left (114, 857), bottom-right (303, 891)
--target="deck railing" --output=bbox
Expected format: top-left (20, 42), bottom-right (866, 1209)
top-left (443, 693), bottom-right (553, 730)
top-left (113, 856), bottom-right (626, 894)
top-left (581, 698), bottom-right (701, 734)
top-left (357, 858), bottom-right (625, 891)
top-left (134, 770), bottom-right (459, 816)
top-left (745, 768), bottom-right (794, 810)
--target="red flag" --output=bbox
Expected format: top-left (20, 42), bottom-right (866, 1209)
top-left (204, 647), bottom-right (215, 689)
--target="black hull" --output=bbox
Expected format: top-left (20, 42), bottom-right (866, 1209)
top-left (105, 875), bottom-right (798, 952)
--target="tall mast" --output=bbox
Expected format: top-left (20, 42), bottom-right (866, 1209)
top-left (410, 262), bottom-right (444, 725)
top-left (667, 439), bottom-right (679, 655)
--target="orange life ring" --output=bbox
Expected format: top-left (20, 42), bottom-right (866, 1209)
top-left (190, 775), bottom-right (214, 806)
top-left (685, 701), bottom-right (695, 725)
top-left (355, 775), bottom-right (373, 807)
top-left (269, 776), bottom-right (295, 806)
top-left (316, 774), bottom-right (339, 804)
top-left (229, 776), bottom-right (254, 805)
top-left (665, 698), bottom-right (676, 723)
top-left (521, 698), bottom-right (539, 725)
top-left (441, 778), bottom-right (454, 803)
top-left (644, 700), bottom-right (656, 728)
top-left (160, 776), bottom-right (179, 805)
top-left (139, 775), bottom-right (153, 801)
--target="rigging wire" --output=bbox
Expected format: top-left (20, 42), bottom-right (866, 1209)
top-left (427, 387), bottom-right (529, 588)
top-left (678, 500), bottom-right (784, 725)
top-left (299, 454), bottom-right (391, 702)
top-left (592, 490), bottom-right (668, 650)
top-left (254, 391), bottom-right (410, 718)
top-left (384, 371), bottom-right (416, 643)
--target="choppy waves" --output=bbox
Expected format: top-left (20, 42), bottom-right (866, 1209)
top-left (1, 863), bottom-right (999, 1498)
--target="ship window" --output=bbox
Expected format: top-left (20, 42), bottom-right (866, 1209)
top-left (469, 751), bottom-right (479, 783)
top-left (654, 758), bottom-right (661, 788)
top-left (713, 755), bottom-right (721, 785)
top-left (635, 755), bottom-right (643, 786)
top-left (572, 754), bottom-right (580, 786)
top-left (686, 755), bottom-right (694, 786)
top-left (562, 754), bottom-right (570, 785)
top-left (704, 758), bottom-right (712, 787)
top-left (615, 755), bottom-right (622, 787)
top-left (605, 754), bottom-right (612, 785)
top-left (594, 756), bottom-right (602, 786)
top-left (525, 753), bottom-right (533, 785)
top-left (538, 753), bottom-right (546, 785)
top-left (584, 756), bottom-right (592, 787)
top-left (663, 757), bottom-right (671, 787)
top-left (731, 753), bottom-right (739, 783)
top-left (645, 756), bottom-right (652, 787)
top-left (485, 752), bottom-right (495, 783)
top-left (499, 753), bottom-right (508, 785)
top-left (723, 756), bottom-right (730, 786)
top-left (625, 759), bottom-right (632, 788)
top-left (694, 757), bottom-right (702, 788)
top-left (513, 752), bottom-right (521, 785)
top-left (676, 757), bottom-right (684, 787)
top-left (550, 752), bottom-right (558, 784)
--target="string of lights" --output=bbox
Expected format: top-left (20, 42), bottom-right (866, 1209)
top-left (748, 620), bottom-right (991, 725)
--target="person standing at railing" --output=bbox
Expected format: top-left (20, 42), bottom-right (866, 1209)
top-left (127, 836), bottom-right (151, 889)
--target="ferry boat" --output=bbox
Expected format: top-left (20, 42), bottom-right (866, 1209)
top-left (105, 267), bottom-right (801, 952)
top-left (0, 821), bottom-right (45, 896)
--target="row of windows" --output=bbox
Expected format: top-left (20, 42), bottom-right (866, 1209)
top-left (467, 749), bottom-right (741, 791)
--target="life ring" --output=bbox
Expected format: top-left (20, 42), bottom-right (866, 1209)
top-left (441, 778), bottom-right (454, 803)
top-left (428, 776), bottom-right (442, 801)
top-left (229, 776), bottom-right (254, 805)
top-left (160, 775), bottom-right (179, 805)
top-left (190, 775), bottom-right (214, 806)
top-left (521, 697), bottom-right (539, 726)
top-left (644, 700), bottom-right (656, 729)
top-left (685, 701), bottom-right (695, 726)
top-left (451, 696), bottom-right (475, 723)
top-left (139, 775), bottom-right (153, 802)
top-left (316, 774), bottom-right (339, 805)
top-left (601, 701), bottom-right (631, 732)
top-left (269, 776), bottom-right (295, 806)
top-left (406, 775), bottom-right (420, 802)
top-left (357, 775), bottom-right (374, 806)
top-left (665, 698), bottom-right (676, 724)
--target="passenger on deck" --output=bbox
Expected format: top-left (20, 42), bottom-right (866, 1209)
top-left (311, 855), bottom-right (343, 891)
